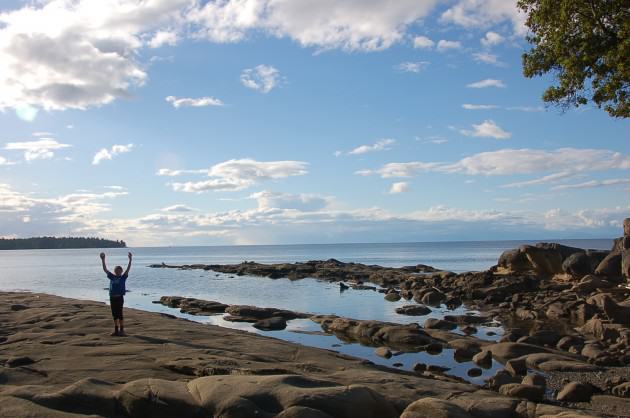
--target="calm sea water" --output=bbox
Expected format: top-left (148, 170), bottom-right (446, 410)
top-left (0, 239), bottom-right (612, 382)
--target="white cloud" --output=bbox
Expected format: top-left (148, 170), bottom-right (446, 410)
top-left (15, 105), bottom-right (39, 122)
top-left (481, 31), bottom-right (504, 47)
top-left (502, 172), bottom-right (575, 188)
top-left (166, 158), bottom-right (309, 193)
top-left (395, 61), bottom-right (429, 73)
top-left (251, 190), bottom-right (330, 211)
top-left (347, 139), bottom-right (395, 155)
top-left (472, 52), bottom-right (502, 65)
top-left (190, 0), bottom-right (441, 51)
top-left (460, 120), bottom-right (511, 139)
top-left (4, 139), bottom-right (71, 161)
top-left (149, 30), bottom-right (179, 48)
top-left (92, 144), bottom-right (134, 165)
top-left (361, 148), bottom-right (630, 179)
top-left (389, 182), bottom-right (409, 194)
top-left (161, 204), bottom-right (197, 212)
top-left (467, 79), bottom-right (506, 88)
top-left (413, 35), bottom-right (434, 49)
top-left (166, 95), bottom-right (224, 108)
top-left (507, 106), bottom-right (544, 112)
top-left (462, 104), bottom-right (498, 110)
top-left (436, 39), bottom-right (461, 52)
top-left (552, 178), bottom-right (630, 191)
top-left (240, 64), bottom-right (280, 93)
top-left (0, 0), bottom-right (190, 111)
top-left (0, 155), bottom-right (8, 165)
top-left (441, 0), bottom-right (526, 36)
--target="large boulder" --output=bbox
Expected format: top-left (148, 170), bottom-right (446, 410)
top-left (556, 382), bottom-right (593, 402)
top-left (400, 397), bottom-right (472, 418)
top-left (622, 249), bottom-right (630, 280)
top-left (595, 251), bottom-right (622, 278)
top-left (497, 243), bottom-right (582, 275)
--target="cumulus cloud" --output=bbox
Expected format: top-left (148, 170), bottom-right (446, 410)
top-left (436, 39), bottom-right (461, 52)
top-left (467, 79), bottom-right (506, 88)
top-left (360, 148), bottom-right (630, 180)
top-left (472, 52), bottom-right (502, 65)
top-left (251, 191), bottom-right (330, 212)
top-left (92, 144), bottom-right (134, 165)
top-left (395, 61), bottom-right (429, 73)
top-left (462, 104), bottom-right (499, 110)
top-left (190, 0), bottom-right (440, 51)
top-left (0, 0), bottom-right (191, 112)
top-left (165, 158), bottom-right (309, 193)
top-left (481, 31), bottom-right (504, 47)
top-left (149, 30), bottom-right (179, 48)
top-left (441, 0), bottom-right (526, 36)
top-left (460, 120), bottom-right (511, 139)
top-left (4, 139), bottom-right (71, 161)
top-left (346, 139), bottom-right (396, 155)
top-left (166, 95), bottom-right (224, 108)
top-left (413, 35), bottom-right (434, 49)
top-left (240, 64), bottom-right (280, 93)
top-left (389, 182), bottom-right (409, 194)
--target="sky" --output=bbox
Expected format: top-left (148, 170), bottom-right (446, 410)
top-left (0, 0), bottom-right (628, 246)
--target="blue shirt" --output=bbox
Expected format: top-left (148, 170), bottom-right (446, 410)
top-left (107, 272), bottom-right (127, 296)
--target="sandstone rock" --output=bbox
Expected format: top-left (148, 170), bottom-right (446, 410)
top-left (472, 350), bottom-right (492, 368)
top-left (612, 382), bottom-right (630, 398)
top-left (486, 342), bottom-right (554, 362)
top-left (499, 383), bottom-right (544, 402)
top-left (467, 368), bottom-right (482, 377)
top-left (485, 370), bottom-right (519, 390)
top-left (395, 305), bottom-right (431, 316)
top-left (595, 252), bottom-right (622, 278)
top-left (253, 317), bottom-right (287, 331)
top-left (188, 374), bottom-right (399, 418)
top-left (312, 315), bottom-right (438, 349)
top-left (375, 347), bottom-right (392, 358)
top-left (505, 358), bottom-right (527, 376)
top-left (624, 218), bottom-right (630, 236)
top-left (424, 318), bottom-right (457, 330)
top-left (556, 336), bottom-right (584, 351)
top-left (420, 291), bottom-right (447, 307)
top-left (556, 382), bottom-right (593, 402)
top-left (522, 374), bottom-right (546, 388)
top-left (571, 275), bottom-right (615, 293)
top-left (622, 249), bottom-right (630, 279)
top-left (562, 252), bottom-right (592, 278)
top-left (118, 378), bottom-right (203, 418)
top-left (384, 292), bottom-right (401, 302)
top-left (400, 397), bottom-right (472, 418)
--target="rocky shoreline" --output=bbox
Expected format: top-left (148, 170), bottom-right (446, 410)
top-left (1, 292), bottom-right (628, 418)
top-left (147, 219), bottom-right (630, 416)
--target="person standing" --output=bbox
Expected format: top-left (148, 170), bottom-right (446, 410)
top-left (100, 252), bottom-right (132, 336)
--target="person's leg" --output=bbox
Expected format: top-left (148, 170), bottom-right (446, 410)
top-left (109, 297), bottom-right (119, 336)
top-left (118, 297), bottom-right (125, 336)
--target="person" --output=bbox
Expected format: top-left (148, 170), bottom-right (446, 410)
top-left (100, 252), bottom-right (132, 336)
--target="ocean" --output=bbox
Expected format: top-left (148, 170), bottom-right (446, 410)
top-left (0, 239), bottom-right (613, 382)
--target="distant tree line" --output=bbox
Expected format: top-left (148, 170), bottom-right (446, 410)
top-left (0, 237), bottom-right (127, 250)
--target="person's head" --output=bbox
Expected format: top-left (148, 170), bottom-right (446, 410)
top-left (114, 266), bottom-right (123, 276)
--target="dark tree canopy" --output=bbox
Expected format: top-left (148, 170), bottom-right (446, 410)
top-left (518, 0), bottom-right (629, 117)
top-left (0, 237), bottom-right (126, 250)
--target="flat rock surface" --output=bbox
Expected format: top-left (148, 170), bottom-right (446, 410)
top-left (0, 292), bottom-right (484, 417)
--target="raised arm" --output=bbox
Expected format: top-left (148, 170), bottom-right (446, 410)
top-left (124, 252), bottom-right (133, 276)
top-left (100, 252), bottom-right (110, 274)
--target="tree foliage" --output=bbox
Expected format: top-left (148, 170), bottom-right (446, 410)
top-left (0, 237), bottom-right (127, 250)
top-left (518, 0), bottom-right (629, 117)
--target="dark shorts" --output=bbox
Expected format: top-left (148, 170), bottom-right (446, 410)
top-left (110, 295), bottom-right (124, 320)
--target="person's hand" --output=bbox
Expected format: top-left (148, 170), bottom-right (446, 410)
top-left (128, 252), bottom-right (133, 260)
top-left (100, 252), bottom-right (106, 260)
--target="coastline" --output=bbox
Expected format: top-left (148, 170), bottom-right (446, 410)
top-left (1, 291), bottom-right (620, 418)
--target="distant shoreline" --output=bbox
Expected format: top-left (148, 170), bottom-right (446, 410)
top-left (0, 236), bottom-right (126, 250)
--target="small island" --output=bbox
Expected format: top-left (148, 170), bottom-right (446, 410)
top-left (0, 236), bottom-right (126, 250)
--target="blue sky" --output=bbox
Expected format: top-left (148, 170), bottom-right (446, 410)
top-left (0, 0), bottom-right (628, 246)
